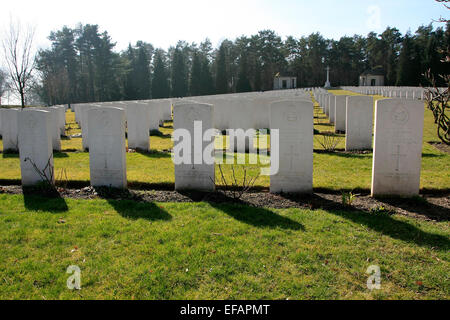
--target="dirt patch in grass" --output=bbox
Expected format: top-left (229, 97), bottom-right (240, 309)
top-left (1, 185), bottom-right (448, 222)
top-left (428, 142), bottom-right (450, 154)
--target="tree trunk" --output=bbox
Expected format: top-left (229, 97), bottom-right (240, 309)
top-left (20, 88), bottom-right (25, 108)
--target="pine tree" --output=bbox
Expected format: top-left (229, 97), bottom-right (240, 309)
top-left (253, 60), bottom-right (262, 91)
top-left (189, 52), bottom-right (202, 96)
top-left (236, 53), bottom-right (252, 93)
top-left (215, 43), bottom-right (228, 94)
top-left (124, 44), bottom-right (138, 100)
top-left (396, 34), bottom-right (420, 86)
top-left (135, 45), bottom-right (151, 99)
top-left (151, 50), bottom-right (170, 99)
top-left (171, 47), bottom-right (188, 97)
top-left (200, 56), bottom-right (215, 95)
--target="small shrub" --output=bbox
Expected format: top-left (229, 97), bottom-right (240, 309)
top-left (341, 191), bottom-right (357, 206)
top-left (315, 132), bottom-right (341, 152)
top-left (214, 165), bottom-right (260, 200)
top-left (24, 156), bottom-right (55, 187)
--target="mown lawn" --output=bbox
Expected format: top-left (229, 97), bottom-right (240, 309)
top-left (0, 90), bottom-right (448, 192)
top-left (0, 194), bottom-right (448, 299)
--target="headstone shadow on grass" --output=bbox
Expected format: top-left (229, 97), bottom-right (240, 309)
top-left (96, 188), bottom-right (172, 222)
top-left (2, 152), bottom-right (69, 159)
top-left (135, 151), bottom-right (172, 159)
top-left (421, 153), bottom-right (446, 158)
top-left (22, 188), bottom-right (69, 213)
top-left (210, 202), bottom-right (304, 231)
top-left (201, 194), bottom-right (305, 231)
top-left (106, 199), bottom-right (172, 222)
top-left (313, 150), bottom-right (373, 159)
top-left (306, 194), bottom-right (450, 251)
top-left (2, 152), bottom-right (20, 158)
top-left (378, 197), bottom-right (450, 222)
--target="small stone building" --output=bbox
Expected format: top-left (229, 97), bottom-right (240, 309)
top-left (359, 67), bottom-right (385, 86)
top-left (273, 75), bottom-right (297, 90)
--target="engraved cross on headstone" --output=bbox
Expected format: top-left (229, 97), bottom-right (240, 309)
top-left (356, 122), bottom-right (364, 139)
top-left (391, 145), bottom-right (407, 172)
top-left (96, 135), bottom-right (113, 170)
top-left (285, 145), bottom-right (300, 171)
top-left (191, 145), bottom-right (197, 170)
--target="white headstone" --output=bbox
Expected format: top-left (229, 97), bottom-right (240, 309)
top-left (48, 107), bottom-right (62, 151)
top-left (127, 103), bottom-right (151, 151)
top-left (228, 129), bottom-right (256, 153)
top-left (270, 100), bottom-right (314, 194)
top-left (371, 99), bottom-right (425, 197)
top-left (325, 95), bottom-right (331, 116)
top-left (162, 99), bottom-right (172, 121)
top-left (57, 106), bottom-right (66, 136)
top-left (80, 104), bottom-right (99, 151)
top-left (334, 95), bottom-right (347, 132)
top-left (141, 101), bottom-right (161, 131)
top-left (345, 96), bottom-right (373, 151)
top-left (18, 109), bottom-right (54, 186)
top-left (329, 96), bottom-right (336, 124)
top-left (88, 107), bottom-right (127, 188)
top-left (173, 103), bottom-right (215, 192)
top-left (251, 97), bottom-right (273, 129)
top-left (1, 108), bottom-right (19, 152)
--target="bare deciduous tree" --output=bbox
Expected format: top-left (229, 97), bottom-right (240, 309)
top-left (435, 0), bottom-right (450, 22)
top-left (1, 18), bottom-right (36, 108)
top-left (424, 70), bottom-right (450, 145)
top-left (0, 68), bottom-right (8, 102)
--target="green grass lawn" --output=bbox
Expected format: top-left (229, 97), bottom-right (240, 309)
top-left (0, 92), bottom-right (449, 192)
top-left (0, 194), bottom-right (448, 299)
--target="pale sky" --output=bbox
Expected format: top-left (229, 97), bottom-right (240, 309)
top-left (0, 0), bottom-right (448, 51)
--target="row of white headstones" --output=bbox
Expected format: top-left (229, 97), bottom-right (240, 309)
top-left (313, 87), bottom-right (425, 196)
top-left (0, 106), bottom-right (67, 152)
top-left (0, 87), bottom-right (425, 197)
top-left (342, 86), bottom-right (430, 100)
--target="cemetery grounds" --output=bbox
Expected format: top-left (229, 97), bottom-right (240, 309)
top-left (0, 90), bottom-right (448, 299)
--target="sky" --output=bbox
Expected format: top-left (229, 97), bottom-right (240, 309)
top-left (0, 0), bottom-right (448, 52)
